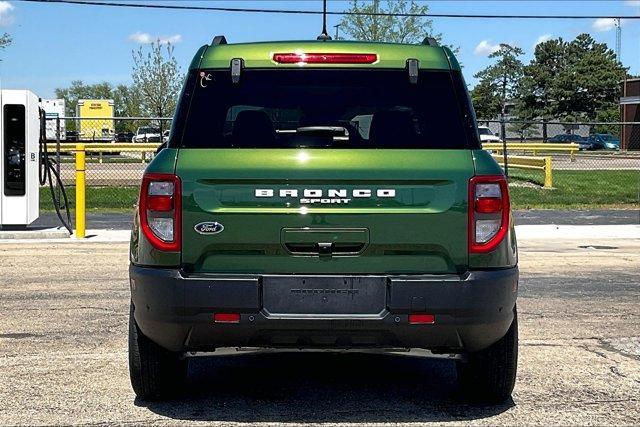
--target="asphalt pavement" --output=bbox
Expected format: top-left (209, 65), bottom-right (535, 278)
top-left (33, 209), bottom-right (640, 231)
top-left (0, 235), bottom-right (639, 425)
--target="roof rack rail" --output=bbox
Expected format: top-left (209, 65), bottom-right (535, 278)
top-left (211, 35), bottom-right (227, 46)
top-left (421, 37), bottom-right (439, 47)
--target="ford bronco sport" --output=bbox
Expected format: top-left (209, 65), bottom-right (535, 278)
top-left (128, 36), bottom-right (519, 402)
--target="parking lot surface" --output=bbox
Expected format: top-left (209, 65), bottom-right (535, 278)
top-left (1, 237), bottom-right (639, 425)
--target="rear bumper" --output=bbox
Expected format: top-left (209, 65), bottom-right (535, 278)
top-left (130, 266), bottom-right (518, 354)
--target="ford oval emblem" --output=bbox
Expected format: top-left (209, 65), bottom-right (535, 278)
top-left (194, 221), bottom-right (224, 235)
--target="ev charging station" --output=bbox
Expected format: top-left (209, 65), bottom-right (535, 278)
top-left (0, 90), bottom-right (40, 227)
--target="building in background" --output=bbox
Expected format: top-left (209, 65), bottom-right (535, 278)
top-left (75, 99), bottom-right (115, 141)
top-left (620, 78), bottom-right (640, 150)
top-left (41, 99), bottom-right (66, 141)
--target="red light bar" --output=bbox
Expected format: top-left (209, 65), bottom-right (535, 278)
top-left (409, 314), bottom-right (436, 325)
top-left (273, 53), bottom-right (377, 64)
top-left (475, 197), bottom-right (503, 214)
top-left (147, 195), bottom-right (173, 212)
top-left (213, 313), bottom-right (240, 323)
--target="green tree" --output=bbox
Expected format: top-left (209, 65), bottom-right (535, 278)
top-left (0, 33), bottom-right (11, 56)
top-left (55, 81), bottom-right (114, 117)
top-left (518, 34), bottom-right (626, 123)
top-left (470, 78), bottom-right (501, 120)
top-left (507, 121), bottom-right (539, 142)
top-left (131, 41), bottom-right (183, 117)
top-left (563, 34), bottom-right (626, 121)
top-left (54, 81), bottom-right (143, 131)
top-left (594, 106), bottom-right (621, 136)
top-left (472, 44), bottom-right (524, 129)
top-left (112, 84), bottom-right (143, 132)
top-left (338, 0), bottom-right (456, 51)
top-left (517, 39), bottom-right (566, 120)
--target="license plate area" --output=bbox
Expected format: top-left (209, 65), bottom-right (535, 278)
top-left (262, 276), bottom-right (387, 318)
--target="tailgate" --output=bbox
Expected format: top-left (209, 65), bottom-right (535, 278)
top-left (178, 149), bottom-right (473, 274)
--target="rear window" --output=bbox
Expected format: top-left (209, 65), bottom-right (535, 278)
top-left (171, 69), bottom-right (479, 149)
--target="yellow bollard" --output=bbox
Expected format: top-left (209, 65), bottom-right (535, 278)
top-left (75, 144), bottom-right (86, 239)
top-left (543, 156), bottom-right (553, 188)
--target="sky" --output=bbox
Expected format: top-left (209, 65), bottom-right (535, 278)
top-left (0, 0), bottom-right (639, 98)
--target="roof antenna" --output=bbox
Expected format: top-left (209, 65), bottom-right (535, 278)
top-left (317, 0), bottom-right (332, 41)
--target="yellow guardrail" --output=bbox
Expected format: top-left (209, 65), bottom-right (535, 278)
top-left (47, 142), bottom-right (161, 163)
top-left (491, 154), bottom-right (553, 188)
top-left (483, 142), bottom-right (579, 160)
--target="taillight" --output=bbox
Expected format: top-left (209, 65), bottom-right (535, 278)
top-left (468, 175), bottom-right (510, 253)
top-left (272, 53), bottom-right (377, 64)
top-left (139, 173), bottom-right (181, 252)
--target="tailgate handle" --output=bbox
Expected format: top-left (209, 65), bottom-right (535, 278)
top-left (283, 241), bottom-right (366, 256)
top-left (282, 228), bottom-right (369, 256)
top-left (316, 242), bottom-right (333, 256)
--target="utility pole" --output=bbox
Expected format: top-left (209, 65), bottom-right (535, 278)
top-left (334, 24), bottom-right (341, 40)
top-left (615, 17), bottom-right (622, 61)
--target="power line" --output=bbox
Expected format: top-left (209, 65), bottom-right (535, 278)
top-left (14, 0), bottom-right (640, 19)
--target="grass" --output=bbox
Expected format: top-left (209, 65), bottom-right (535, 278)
top-left (39, 170), bottom-right (640, 213)
top-left (40, 186), bottom-right (138, 213)
top-left (509, 170), bottom-right (640, 209)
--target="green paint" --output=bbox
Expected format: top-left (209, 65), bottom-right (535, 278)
top-left (131, 39), bottom-right (517, 273)
top-left (176, 149), bottom-right (474, 274)
top-left (194, 40), bottom-right (456, 71)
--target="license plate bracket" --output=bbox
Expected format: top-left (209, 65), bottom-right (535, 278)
top-left (262, 276), bottom-right (387, 317)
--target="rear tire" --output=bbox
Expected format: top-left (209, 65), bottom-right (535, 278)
top-left (457, 307), bottom-right (518, 404)
top-left (128, 303), bottom-right (187, 400)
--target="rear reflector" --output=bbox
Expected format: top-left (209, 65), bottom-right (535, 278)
top-left (213, 313), bottom-right (240, 323)
top-left (273, 53), bottom-right (377, 64)
top-left (409, 314), bottom-right (435, 324)
top-left (475, 197), bottom-right (502, 214)
top-left (147, 195), bottom-right (173, 212)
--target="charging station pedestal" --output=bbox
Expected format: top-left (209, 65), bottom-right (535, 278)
top-left (0, 90), bottom-right (40, 227)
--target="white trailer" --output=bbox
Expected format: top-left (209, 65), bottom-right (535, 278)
top-left (41, 98), bottom-right (66, 141)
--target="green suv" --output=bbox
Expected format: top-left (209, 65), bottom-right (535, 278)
top-left (128, 36), bottom-right (519, 402)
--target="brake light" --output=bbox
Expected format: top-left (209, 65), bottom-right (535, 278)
top-left (468, 175), bottom-right (510, 253)
top-left (409, 314), bottom-right (436, 325)
top-left (214, 313), bottom-right (240, 323)
top-left (272, 53), bottom-right (377, 64)
top-left (139, 173), bottom-right (181, 252)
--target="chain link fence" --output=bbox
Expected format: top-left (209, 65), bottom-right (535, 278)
top-left (478, 119), bottom-right (639, 209)
top-left (42, 117), bottom-right (639, 212)
top-left (43, 117), bottom-right (171, 212)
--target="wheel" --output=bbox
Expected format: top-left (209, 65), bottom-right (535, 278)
top-left (128, 303), bottom-right (187, 400)
top-left (456, 307), bottom-right (518, 404)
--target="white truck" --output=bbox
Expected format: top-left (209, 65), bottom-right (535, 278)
top-left (41, 99), bottom-right (66, 141)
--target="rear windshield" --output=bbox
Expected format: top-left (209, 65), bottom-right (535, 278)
top-left (171, 69), bottom-right (479, 149)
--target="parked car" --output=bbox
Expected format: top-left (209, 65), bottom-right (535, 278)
top-left (477, 126), bottom-right (502, 143)
top-left (132, 127), bottom-right (161, 143)
top-left (128, 37), bottom-right (519, 403)
top-left (548, 134), bottom-right (584, 144)
top-left (586, 133), bottom-right (620, 150)
top-left (548, 134), bottom-right (592, 150)
top-left (115, 131), bottom-right (135, 142)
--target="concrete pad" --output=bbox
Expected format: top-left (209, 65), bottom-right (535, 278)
top-left (0, 240), bottom-right (639, 425)
top-left (515, 224), bottom-right (640, 239)
top-left (0, 226), bottom-right (70, 240)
